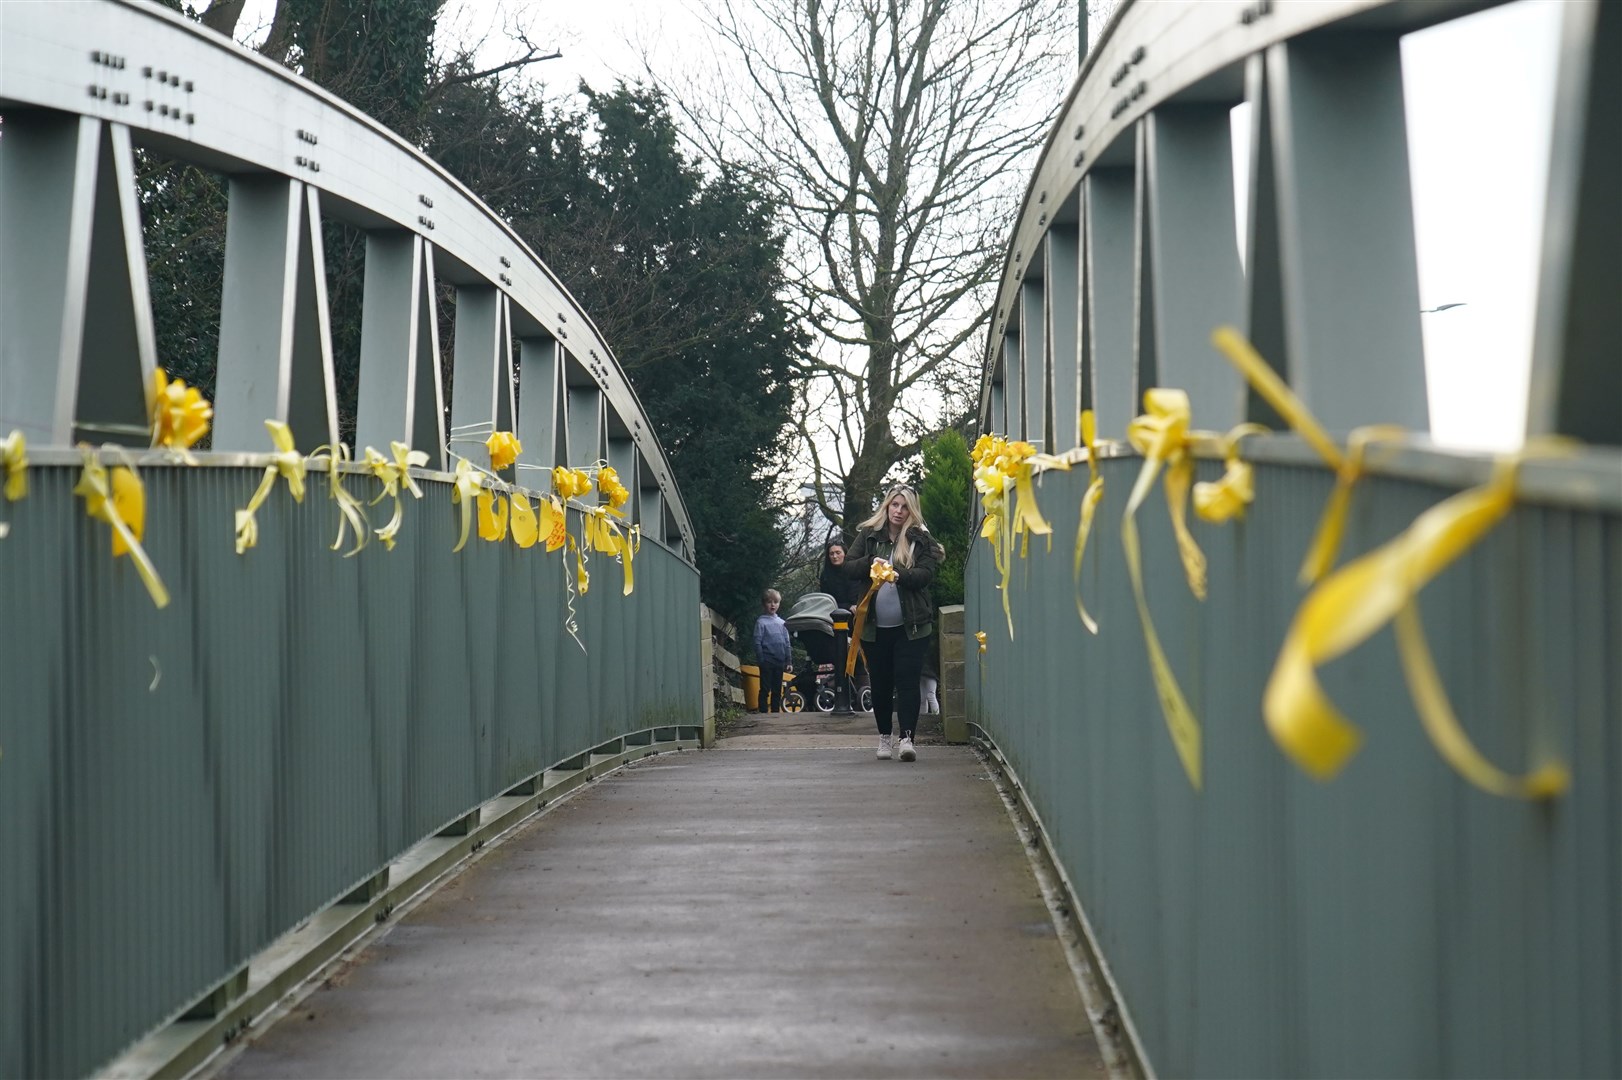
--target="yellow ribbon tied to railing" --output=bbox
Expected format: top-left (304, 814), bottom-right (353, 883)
top-left (0, 430), bottom-right (27, 539)
top-left (1122, 388), bottom-right (1207, 789)
top-left (306, 443), bottom-right (369, 556)
top-left (971, 434), bottom-right (1067, 638)
top-left (148, 368), bottom-right (212, 452)
top-left (450, 458), bottom-right (483, 552)
top-left (74, 447), bottom-right (169, 608)
top-left (1210, 327), bottom-right (1402, 583)
top-left (1265, 444), bottom-right (1573, 798)
top-left (1072, 410), bottom-right (1106, 634)
top-left (975, 630), bottom-right (987, 654)
top-left (486, 430), bottom-right (522, 471)
top-left (363, 442), bottom-right (427, 550)
top-left (236, 421), bottom-right (307, 555)
top-left (844, 556), bottom-right (899, 675)
top-left (1191, 423), bottom-right (1270, 524)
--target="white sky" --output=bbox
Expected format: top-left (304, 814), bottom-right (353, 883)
top-left (240, 0), bottom-right (1564, 453)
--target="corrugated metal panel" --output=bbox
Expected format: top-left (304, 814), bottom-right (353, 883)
top-left (967, 454), bottom-right (1622, 1077)
top-left (0, 463), bottom-right (698, 1078)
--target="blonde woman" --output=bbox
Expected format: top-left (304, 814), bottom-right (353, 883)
top-left (839, 486), bottom-right (943, 761)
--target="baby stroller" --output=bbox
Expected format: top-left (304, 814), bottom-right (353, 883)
top-left (781, 592), bottom-right (872, 713)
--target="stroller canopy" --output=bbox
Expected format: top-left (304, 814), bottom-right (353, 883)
top-left (784, 591), bottom-right (837, 635)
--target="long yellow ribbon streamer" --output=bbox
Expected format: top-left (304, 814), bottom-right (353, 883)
top-left (1072, 411), bottom-right (1105, 634)
top-left (1266, 446), bottom-right (1572, 798)
top-left (236, 421), bottom-right (307, 555)
top-left (450, 459), bottom-right (482, 552)
top-left (306, 443), bottom-right (369, 556)
top-left (1210, 327), bottom-right (1403, 583)
top-left (74, 447), bottom-right (169, 608)
top-left (844, 557), bottom-right (898, 676)
top-left (1122, 388), bottom-right (1204, 789)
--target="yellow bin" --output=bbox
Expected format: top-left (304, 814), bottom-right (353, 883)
top-left (740, 663), bottom-right (761, 711)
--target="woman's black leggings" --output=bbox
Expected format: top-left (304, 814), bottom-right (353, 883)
top-left (867, 625), bottom-right (927, 738)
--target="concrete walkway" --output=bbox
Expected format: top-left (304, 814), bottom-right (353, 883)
top-left (215, 717), bottom-right (1106, 1079)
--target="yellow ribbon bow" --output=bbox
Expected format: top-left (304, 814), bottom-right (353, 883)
top-left (74, 447), bottom-right (169, 608)
top-left (477, 488), bottom-right (509, 542)
top-left (584, 506), bottom-right (638, 594)
top-left (510, 491), bottom-right (540, 548)
top-left (972, 434), bottom-right (1068, 638)
top-left (1210, 327), bottom-right (1403, 583)
top-left (148, 368), bottom-right (212, 452)
top-left (1122, 388), bottom-right (1206, 789)
top-left (597, 465), bottom-right (630, 511)
top-left (975, 630), bottom-right (987, 654)
top-left (0, 430), bottom-right (26, 538)
top-left (844, 557), bottom-right (899, 675)
top-left (1192, 423), bottom-right (1270, 524)
top-left (363, 442), bottom-right (428, 550)
top-left (450, 458), bottom-right (483, 552)
top-left (236, 421), bottom-right (307, 555)
top-left (486, 430), bottom-right (522, 472)
top-left (1072, 410), bottom-right (1106, 634)
top-left (306, 443), bottom-right (369, 557)
top-left (1266, 444), bottom-right (1573, 799)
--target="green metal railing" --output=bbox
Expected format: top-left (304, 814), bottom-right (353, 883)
top-left (0, 460), bottom-right (699, 1079)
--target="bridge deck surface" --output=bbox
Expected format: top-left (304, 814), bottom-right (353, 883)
top-left (215, 718), bottom-right (1104, 1079)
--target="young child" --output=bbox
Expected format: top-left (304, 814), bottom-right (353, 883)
top-left (753, 589), bottom-right (791, 714)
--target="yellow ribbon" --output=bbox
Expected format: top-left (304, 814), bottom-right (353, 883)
top-left (972, 434), bottom-right (1066, 638)
top-left (306, 443), bottom-right (369, 557)
top-left (74, 447), bottom-right (169, 608)
top-left (236, 420), bottom-right (307, 555)
top-left (477, 488), bottom-right (509, 542)
top-left (975, 630), bottom-right (987, 654)
top-left (510, 491), bottom-right (539, 548)
top-left (450, 458), bottom-right (483, 552)
top-left (597, 465), bottom-right (630, 511)
top-left (1192, 423), bottom-right (1270, 524)
top-left (363, 442), bottom-right (428, 550)
top-left (1210, 327), bottom-right (1404, 583)
top-left (0, 431), bottom-right (26, 538)
top-left (1266, 445), bottom-right (1573, 798)
top-left (486, 430), bottom-right (522, 472)
top-left (844, 557), bottom-right (898, 675)
top-left (148, 368), bottom-right (212, 452)
top-left (1072, 410), bottom-right (1106, 634)
top-left (1122, 388), bottom-right (1204, 789)
top-left (584, 506), bottom-right (637, 594)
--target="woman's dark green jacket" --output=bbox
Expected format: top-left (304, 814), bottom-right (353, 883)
top-left (842, 525), bottom-right (943, 640)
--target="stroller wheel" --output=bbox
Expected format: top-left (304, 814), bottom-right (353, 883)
top-left (783, 690), bottom-right (805, 713)
top-left (860, 686), bottom-right (873, 712)
top-left (815, 687), bottom-right (837, 713)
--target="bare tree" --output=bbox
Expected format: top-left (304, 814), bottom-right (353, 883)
top-left (679, 0), bottom-right (1073, 526)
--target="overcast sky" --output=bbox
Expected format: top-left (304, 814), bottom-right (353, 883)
top-left (240, 0), bottom-right (1564, 453)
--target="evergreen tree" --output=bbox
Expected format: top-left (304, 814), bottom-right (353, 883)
top-left (919, 430), bottom-right (972, 609)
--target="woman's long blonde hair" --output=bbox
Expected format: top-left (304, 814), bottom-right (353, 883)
top-left (856, 486), bottom-right (934, 568)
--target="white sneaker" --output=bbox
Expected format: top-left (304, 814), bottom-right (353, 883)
top-left (876, 735), bottom-right (893, 760)
top-left (898, 737), bottom-right (916, 762)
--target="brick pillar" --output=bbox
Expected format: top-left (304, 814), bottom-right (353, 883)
top-left (938, 604), bottom-right (967, 743)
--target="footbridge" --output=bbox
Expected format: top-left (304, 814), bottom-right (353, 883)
top-left (2, 1), bottom-right (1618, 1078)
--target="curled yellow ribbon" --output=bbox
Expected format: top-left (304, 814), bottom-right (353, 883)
top-left (450, 459), bottom-right (483, 553)
top-left (1122, 388), bottom-right (1204, 789)
top-left (363, 442), bottom-right (428, 550)
top-left (1072, 410), bottom-right (1106, 634)
top-left (584, 506), bottom-right (638, 594)
top-left (1192, 423), bottom-right (1270, 524)
top-left (477, 488), bottom-right (509, 542)
top-left (510, 491), bottom-right (539, 549)
top-left (597, 465), bottom-right (630, 511)
top-left (148, 368), bottom-right (212, 451)
top-left (306, 443), bottom-right (369, 557)
top-left (236, 421), bottom-right (307, 555)
top-left (1210, 327), bottom-right (1404, 583)
top-left (74, 447), bottom-right (169, 608)
top-left (975, 630), bottom-right (987, 654)
top-left (1266, 445), bottom-right (1573, 798)
top-left (486, 431), bottom-right (522, 472)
